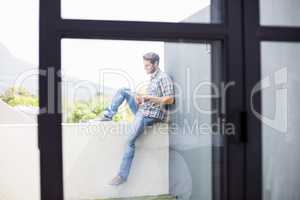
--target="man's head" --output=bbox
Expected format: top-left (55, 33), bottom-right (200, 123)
top-left (143, 52), bottom-right (159, 74)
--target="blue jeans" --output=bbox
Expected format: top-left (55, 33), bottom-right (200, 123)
top-left (103, 87), bottom-right (161, 180)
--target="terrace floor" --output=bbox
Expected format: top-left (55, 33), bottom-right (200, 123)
top-left (98, 194), bottom-right (175, 200)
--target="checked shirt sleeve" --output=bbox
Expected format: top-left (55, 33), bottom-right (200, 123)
top-left (159, 74), bottom-right (175, 97)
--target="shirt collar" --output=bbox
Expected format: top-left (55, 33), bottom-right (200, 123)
top-left (150, 67), bottom-right (160, 80)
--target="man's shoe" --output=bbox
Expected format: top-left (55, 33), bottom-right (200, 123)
top-left (85, 115), bottom-right (112, 123)
top-left (96, 115), bottom-right (112, 121)
top-left (108, 175), bottom-right (126, 186)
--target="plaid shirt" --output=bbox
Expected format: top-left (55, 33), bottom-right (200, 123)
top-left (140, 68), bottom-right (175, 121)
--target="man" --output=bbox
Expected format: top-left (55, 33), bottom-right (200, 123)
top-left (98, 52), bottom-right (175, 186)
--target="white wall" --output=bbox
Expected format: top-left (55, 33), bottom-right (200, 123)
top-left (0, 125), bottom-right (40, 200)
top-left (63, 121), bottom-right (169, 199)
top-left (0, 100), bottom-right (35, 124)
top-left (0, 121), bottom-right (169, 200)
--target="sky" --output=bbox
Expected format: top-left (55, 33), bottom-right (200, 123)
top-left (62, 39), bottom-right (165, 90)
top-left (0, 0), bottom-right (210, 90)
top-left (62, 0), bottom-right (210, 22)
top-left (0, 0), bottom-right (39, 65)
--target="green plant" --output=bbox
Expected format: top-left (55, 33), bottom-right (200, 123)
top-left (66, 97), bottom-right (134, 123)
top-left (0, 86), bottom-right (38, 107)
top-left (0, 87), bottom-right (135, 123)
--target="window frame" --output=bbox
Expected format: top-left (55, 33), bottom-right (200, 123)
top-left (243, 1), bottom-right (300, 200)
top-left (38, 0), bottom-right (255, 200)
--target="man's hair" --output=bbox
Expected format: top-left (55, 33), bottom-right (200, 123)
top-left (143, 52), bottom-right (160, 65)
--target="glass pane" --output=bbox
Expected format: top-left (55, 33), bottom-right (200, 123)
top-left (62, 0), bottom-right (223, 24)
top-left (261, 42), bottom-right (300, 199)
top-left (260, 0), bottom-right (300, 26)
top-left (0, 1), bottom-right (40, 200)
top-left (61, 39), bottom-right (224, 200)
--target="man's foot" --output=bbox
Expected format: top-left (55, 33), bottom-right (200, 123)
top-left (86, 115), bottom-right (112, 123)
top-left (108, 175), bottom-right (126, 186)
top-left (97, 115), bottom-right (113, 121)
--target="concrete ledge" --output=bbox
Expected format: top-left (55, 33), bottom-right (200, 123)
top-left (0, 121), bottom-right (169, 200)
top-left (0, 125), bottom-right (40, 200)
top-left (63, 121), bottom-right (169, 199)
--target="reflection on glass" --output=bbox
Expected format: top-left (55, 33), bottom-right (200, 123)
top-left (0, 1), bottom-right (40, 200)
top-left (261, 42), bottom-right (300, 200)
top-left (62, 0), bottom-right (222, 24)
top-left (260, 0), bottom-right (300, 26)
top-left (61, 39), bottom-right (221, 200)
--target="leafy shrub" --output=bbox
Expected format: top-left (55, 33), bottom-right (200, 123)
top-left (66, 97), bottom-right (134, 123)
top-left (0, 87), bottom-right (134, 123)
top-left (0, 86), bottom-right (38, 107)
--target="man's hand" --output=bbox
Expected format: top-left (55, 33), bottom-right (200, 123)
top-left (142, 95), bottom-right (174, 105)
top-left (135, 95), bottom-right (143, 105)
top-left (141, 95), bottom-right (151, 102)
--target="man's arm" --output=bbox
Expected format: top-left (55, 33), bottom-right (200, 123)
top-left (142, 95), bottom-right (174, 105)
top-left (143, 74), bottom-right (175, 105)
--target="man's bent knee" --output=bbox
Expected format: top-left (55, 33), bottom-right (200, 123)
top-left (117, 87), bottom-right (131, 95)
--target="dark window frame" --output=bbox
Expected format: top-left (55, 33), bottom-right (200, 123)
top-left (39, 0), bottom-right (300, 200)
top-left (243, 1), bottom-right (300, 200)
